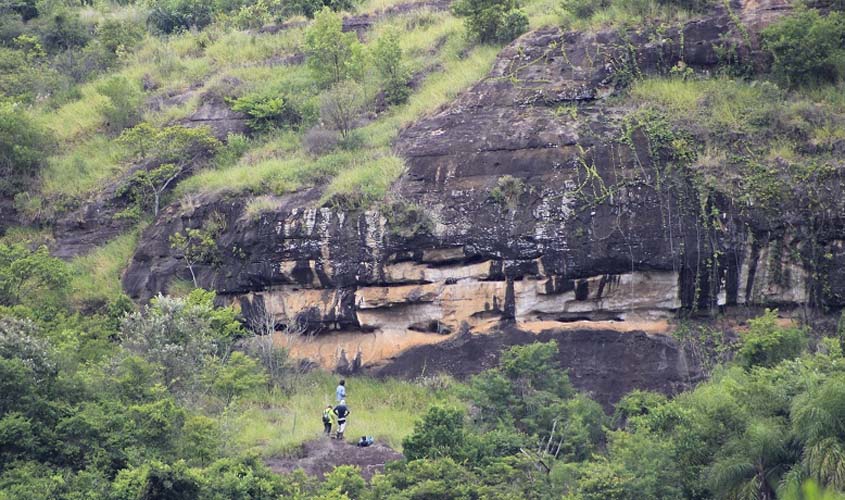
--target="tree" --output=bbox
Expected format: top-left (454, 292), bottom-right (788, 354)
top-left (122, 163), bottom-right (181, 217)
top-left (0, 103), bottom-right (53, 196)
top-left (118, 123), bottom-right (220, 166)
top-left (168, 214), bottom-right (226, 288)
top-left (403, 406), bottom-right (468, 461)
top-left (791, 375), bottom-right (845, 491)
top-left (206, 351), bottom-right (267, 406)
top-left (452, 0), bottom-right (529, 44)
top-left (120, 290), bottom-right (239, 395)
top-left (319, 80), bottom-right (367, 139)
top-left (304, 7), bottom-right (364, 87)
top-left (371, 29), bottom-right (411, 105)
top-left (0, 244), bottom-right (70, 309)
top-left (117, 123), bottom-right (219, 217)
top-left (707, 418), bottom-right (799, 500)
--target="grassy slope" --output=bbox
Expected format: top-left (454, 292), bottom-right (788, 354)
top-left (228, 372), bottom-right (461, 456)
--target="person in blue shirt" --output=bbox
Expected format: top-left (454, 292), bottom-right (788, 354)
top-left (336, 379), bottom-right (346, 402)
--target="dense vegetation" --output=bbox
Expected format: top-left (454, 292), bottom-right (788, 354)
top-left (2, 0), bottom-right (845, 497)
top-left (3, 245), bottom-right (845, 498)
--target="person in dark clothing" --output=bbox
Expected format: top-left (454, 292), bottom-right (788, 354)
top-left (333, 400), bottom-right (349, 440)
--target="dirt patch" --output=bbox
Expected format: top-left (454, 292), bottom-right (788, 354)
top-left (265, 438), bottom-right (403, 480)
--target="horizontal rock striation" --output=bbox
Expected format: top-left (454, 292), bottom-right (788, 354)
top-left (121, 0), bottom-right (845, 401)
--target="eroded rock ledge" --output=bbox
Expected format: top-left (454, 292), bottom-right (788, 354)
top-left (122, 0), bottom-right (845, 402)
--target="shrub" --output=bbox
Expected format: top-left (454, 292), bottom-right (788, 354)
top-left (96, 18), bottom-right (145, 56)
top-left (452, 0), bottom-right (529, 43)
top-left (205, 351), bottom-right (267, 405)
top-left (403, 406), bottom-right (468, 461)
top-left (762, 9), bottom-right (845, 88)
top-left (96, 75), bottom-right (143, 135)
top-left (302, 126), bottom-right (340, 155)
top-left (0, 103), bottom-right (53, 195)
top-left (737, 309), bottom-right (807, 369)
top-left (147, 0), bottom-right (214, 34)
top-left (372, 29), bottom-right (411, 105)
top-left (293, 0), bottom-right (357, 18)
top-left (561, 0), bottom-right (609, 18)
top-left (319, 80), bottom-right (368, 139)
top-left (304, 7), bottom-right (364, 87)
top-left (32, 7), bottom-right (92, 52)
top-left (230, 93), bottom-right (302, 132)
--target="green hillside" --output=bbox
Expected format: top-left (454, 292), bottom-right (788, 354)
top-left (3, 0), bottom-right (845, 497)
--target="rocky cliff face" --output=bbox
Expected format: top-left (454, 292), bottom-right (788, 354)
top-left (121, 0), bottom-right (843, 403)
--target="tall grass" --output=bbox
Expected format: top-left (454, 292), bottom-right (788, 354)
top-left (227, 371), bottom-right (461, 457)
top-left (41, 136), bottom-right (128, 198)
top-left (68, 229), bottom-right (141, 307)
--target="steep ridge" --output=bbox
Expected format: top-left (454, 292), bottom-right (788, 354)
top-left (121, 0), bottom-right (845, 402)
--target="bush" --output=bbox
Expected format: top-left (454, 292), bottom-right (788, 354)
top-left (319, 80), bottom-right (368, 139)
top-left (762, 9), bottom-right (845, 88)
top-left (302, 126), bottom-right (340, 155)
top-left (737, 309), bottom-right (807, 369)
top-left (230, 93), bottom-right (302, 132)
top-left (452, 0), bottom-right (529, 43)
top-left (293, 0), bottom-right (357, 18)
top-left (371, 29), bottom-right (411, 105)
top-left (32, 8), bottom-right (92, 52)
top-left (96, 18), bottom-right (145, 56)
top-left (403, 406), bottom-right (468, 461)
top-left (304, 7), bottom-right (364, 87)
top-left (96, 75), bottom-right (143, 135)
top-left (147, 0), bottom-right (214, 34)
top-left (0, 104), bottom-right (53, 195)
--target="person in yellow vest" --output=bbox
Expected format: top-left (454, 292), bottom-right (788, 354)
top-left (322, 405), bottom-right (335, 436)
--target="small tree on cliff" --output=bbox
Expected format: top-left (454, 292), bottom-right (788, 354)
top-left (117, 123), bottom-right (220, 217)
top-left (304, 7), bottom-right (364, 87)
top-left (168, 213), bottom-right (226, 288)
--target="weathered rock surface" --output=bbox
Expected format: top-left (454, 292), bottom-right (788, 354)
top-left (121, 0), bottom-right (845, 403)
top-left (373, 323), bottom-right (700, 410)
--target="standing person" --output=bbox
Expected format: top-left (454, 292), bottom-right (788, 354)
top-left (322, 405), bottom-right (334, 436)
top-left (336, 379), bottom-right (346, 402)
top-left (333, 400), bottom-right (349, 441)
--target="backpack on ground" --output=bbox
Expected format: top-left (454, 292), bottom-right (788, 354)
top-left (357, 436), bottom-right (374, 447)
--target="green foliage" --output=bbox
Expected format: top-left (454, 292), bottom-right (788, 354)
top-left (452, 0), bottom-right (528, 43)
top-left (95, 18), bottom-right (145, 57)
top-left (762, 9), bottom-right (845, 88)
top-left (402, 406), bottom-right (468, 461)
top-left (304, 7), bottom-right (364, 87)
top-left (96, 76), bottom-right (143, 135)
top-left (120, 289), bottom-right (242, 395)
top-left (0, 103), bottom-right (53, 196)
top-left (737, 309), bottom-right (807, 369)
top-left (372, 29), bottom-right (411, 105)
top-left (320, 465), bottom-right (366, 498)
top-left (230, 93), bottom-right (302, 132)
top-left (147, 0), bottom-right (214, 34)
top-left (206, 351), bottom-right (267, 405)
top-left (169, 214), bottom-right (227, 287)
top-left (118, 122), bottom-right (220, 166)
top-left (319, 79), bottom-right (368, 140)
top-left (490, 174), bottom-right (526, 208)
top-left (293, 0), bottom-right (356, 18)
top-left (0, 244), bottom-right (69, 311)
